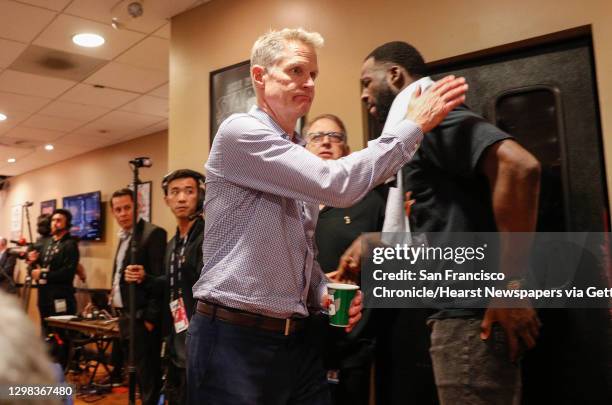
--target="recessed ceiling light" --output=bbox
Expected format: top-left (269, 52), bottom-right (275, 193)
top-left (0, 113), bottom-right (7, 121)
top-left (72, 33), bottom-right (105, 48)
top-left (44, 144), bottom-right (54, 151)
top-left (7, 158), bottom-right (16, 163)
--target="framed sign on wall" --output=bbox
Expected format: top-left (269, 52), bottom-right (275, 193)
top-left (210, 60), bottom-right (256, 143)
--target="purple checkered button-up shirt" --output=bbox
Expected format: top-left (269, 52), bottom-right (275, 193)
top-left (193, 106), bottom-right (422, 318)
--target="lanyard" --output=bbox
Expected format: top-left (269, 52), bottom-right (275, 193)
top-left (169, 230), bottom-right (190, 301)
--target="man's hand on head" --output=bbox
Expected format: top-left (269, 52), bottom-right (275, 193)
top-left (406, 75), bottom-right (468, 133)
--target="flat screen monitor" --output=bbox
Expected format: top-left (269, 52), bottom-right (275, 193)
top-left (62, 191), bottom-right (102, 241)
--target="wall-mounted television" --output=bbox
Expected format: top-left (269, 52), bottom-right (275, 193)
top-left (62, 191), bottom-right (103, 241)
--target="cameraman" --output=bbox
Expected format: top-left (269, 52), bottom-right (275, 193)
top-left (28, 209), bottom-right (79, 331)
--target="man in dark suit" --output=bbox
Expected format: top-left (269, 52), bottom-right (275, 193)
top-left (109, 188), bottom-right (167, 405)
top-left (0, 237), bottom-right (17, 293)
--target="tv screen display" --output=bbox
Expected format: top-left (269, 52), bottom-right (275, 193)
top-left (62, 191), bottom-right (102, 241)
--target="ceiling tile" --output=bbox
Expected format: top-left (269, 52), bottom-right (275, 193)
top-left (0, 91), bottom-right (51, 114)
top-left (66, 0), bottom-right (168, 34)
top-left (33, 13), bottom-right (146, 60)
top-left (0, 110), bottom-right (34, 135)
top-left (119, 95), bottom-right (168, 117)
top-left (0, 0), bottom-right (57, 43)
top-left (0, 38), bottom-right (27, 69)
top-left (9, 45), bottom-right (108, 82)
top-left (148, 83), bottom-right (168, 99)
top-left (0, 70), bottom-right (76, 98)
top-left (17, 0), bottom-right (72, 11)
top-left (0, 144), bottom-right (33, 162)
top-left (55, 132), bottom-right (116, 148)
top-left (153, 23), bottom-right (170, 39)
top-left (38, 100), bottom-right (110, 122)
top-left (22, 114), bottom-right (83, 132)
top-left (84, 62), bottom-right (168, 93)
top-left (120, 119), bottom-right (168, 142)
top-left (59, 83), bottom-right (139, 109)
top-left (1, 144), bottom-right (92, 175)
top-left (74, 110), bottom-right (165, 139)
top-left (115, 36), bottom-right (168, 72)
top-left (4, 126), bottom-right (64, 142)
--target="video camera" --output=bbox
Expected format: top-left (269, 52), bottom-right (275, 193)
top-left (9, 213), bottom-right (52, 259)
top-left (7, 238), bottom-right (32, 260)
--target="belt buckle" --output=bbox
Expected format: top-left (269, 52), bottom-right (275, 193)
top-left (284, 319), bottom-right (291, 336)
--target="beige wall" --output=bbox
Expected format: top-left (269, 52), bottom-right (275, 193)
top-left (170, 0), bottom-right (612, 205)
top-left (0, 131), bottom-right (172, 294)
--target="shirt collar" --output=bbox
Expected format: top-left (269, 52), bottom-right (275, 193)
top-left (249, 105), bottom-right (305, 145)
top-left (118, 228), bottom-right (132, 240)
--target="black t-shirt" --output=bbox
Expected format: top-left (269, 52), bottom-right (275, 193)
top-left (402, 105), bottom-right (511, 234)
top-left (402, 105), bottom-right (511, 319)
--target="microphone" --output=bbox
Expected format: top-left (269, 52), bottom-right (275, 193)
top-left (23, 201), bottom-right (33, 207)
top-left (188, 209), bottom-right (204, 221)
top-left (129, 157), bottom-right (152, 168)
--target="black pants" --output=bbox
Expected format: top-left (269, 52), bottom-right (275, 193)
top-left (118, 316), bottom-right (162, 405)
top-left (166, 362), bottom-right (186, 405)
top-left (186, 312), bottom-right (331, 404)
top-left (38, 287), bottom-right (76, 368)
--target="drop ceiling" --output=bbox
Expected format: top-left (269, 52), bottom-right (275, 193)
top-left (0, 0), bottom-right (208, 177)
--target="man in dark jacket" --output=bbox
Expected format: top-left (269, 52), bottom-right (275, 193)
top-left (126, 169), bottom-right (206, 405)
top-left (110, 188), bottom-right (167, 405)
top-left (30, 209), bottom-right (79, 327)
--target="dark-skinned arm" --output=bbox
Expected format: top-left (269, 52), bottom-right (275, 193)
top-left (479, 139), bottom-right (542, 362)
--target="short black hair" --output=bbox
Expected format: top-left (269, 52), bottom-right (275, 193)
top-left (52, 208), bottom-right (72, 228)
top-left (37, 214), bottom-right (52, 237)
top-left (110, 188), bottom-right (135, 208)
top-left (366, 41), bottom-right (427, 79)
top-left (162, 169), bottom-right (205, 196)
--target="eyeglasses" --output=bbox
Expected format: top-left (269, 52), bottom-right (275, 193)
top-left (306, 131), bottom-right (346, 144)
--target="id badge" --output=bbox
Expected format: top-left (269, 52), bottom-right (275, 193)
top-left (169, 297), bottom-right (189, 333)
top-left (54, 298), bottom-right (67, 313)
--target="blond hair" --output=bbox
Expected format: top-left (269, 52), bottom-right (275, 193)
top-left (251, 28), bottom-right (324, 68)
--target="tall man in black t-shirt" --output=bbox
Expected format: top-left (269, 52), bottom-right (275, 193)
top-left (125, 169), bottom-right (206, 405)
top-left (340, 42), bottom-right (542, 405)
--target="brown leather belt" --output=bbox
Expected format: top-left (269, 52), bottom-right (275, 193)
top-left (196, 300), bottom-right (307, 336)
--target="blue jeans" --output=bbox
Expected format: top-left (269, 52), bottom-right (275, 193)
top-left (186, 311), bottom-right (331, 405)
top-left (429, 318), bottom-right (521, 405)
